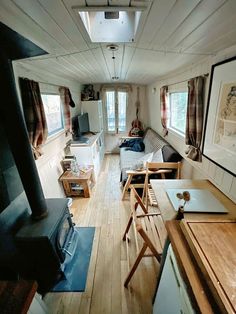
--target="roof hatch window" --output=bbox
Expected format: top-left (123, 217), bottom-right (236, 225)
top-left (73, 5), bottom-right (146, 43)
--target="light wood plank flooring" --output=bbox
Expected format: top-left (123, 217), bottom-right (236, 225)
top-left (44, 154), bottom-right (159, 314)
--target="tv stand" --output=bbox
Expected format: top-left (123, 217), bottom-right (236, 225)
top-left (77, 136), bottom-right (89, 143)
top-left (71, 136), bottom-right (89, 144)
top-left (70, 131), bottom-right (104, 180)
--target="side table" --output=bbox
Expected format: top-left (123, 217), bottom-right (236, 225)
top-left (59, 167), bottom-right (95, 198)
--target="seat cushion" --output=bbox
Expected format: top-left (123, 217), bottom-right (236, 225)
top-left (120, 147), bottom-right (145, 182)
top-left (119, 128), bottom-right (182, 184)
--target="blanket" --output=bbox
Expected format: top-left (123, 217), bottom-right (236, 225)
top-left (119, 138), bottom-right (145, 152)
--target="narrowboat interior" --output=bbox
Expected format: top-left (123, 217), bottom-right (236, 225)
top-left (0, 1), bottom-right (236, 313)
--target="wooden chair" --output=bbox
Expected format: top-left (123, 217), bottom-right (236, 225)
top-left (142, 161), bottom-right (181, 209)
top-left (122, 161), bottom-right (181, 201)
top-left (122, 186), bottom-right (167, 287)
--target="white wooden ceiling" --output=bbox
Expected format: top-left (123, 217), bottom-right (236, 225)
top-left (1, 0), bottom-right (236, 84)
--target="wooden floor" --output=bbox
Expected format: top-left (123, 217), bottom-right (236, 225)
top-left (44, 154), bottom-right (159, 314)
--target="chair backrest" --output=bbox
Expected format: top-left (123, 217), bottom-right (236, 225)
top-left (146, 161), bottom-right (181, 179)
top-left (130, 187), bottom-right (164, 258)
top-left (143, 161), bottom-right (182, 209)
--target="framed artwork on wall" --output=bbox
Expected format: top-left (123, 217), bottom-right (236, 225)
top-left (202, 56), bottom-right (236, 177)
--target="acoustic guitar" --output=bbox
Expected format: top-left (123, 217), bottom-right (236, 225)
top-left (129, 87), bottom-right (144, 137)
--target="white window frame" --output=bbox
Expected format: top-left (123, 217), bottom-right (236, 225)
top-left (105, 89), bottom-right (128, 134)
top-left (168, 87), bottom-right (188, 137)
top-left (41, 93), bottom-right (64, 137)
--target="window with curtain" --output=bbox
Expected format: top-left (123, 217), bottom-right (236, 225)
top-left (168, 91), bottom-right (188, 135)
top-left (41, 94), bottom-right (64, 136)
top-left (105, 90), bottom-right (127, 133)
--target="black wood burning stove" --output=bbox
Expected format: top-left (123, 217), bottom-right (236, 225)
top-left (16, 198), bottom-right (76, 293)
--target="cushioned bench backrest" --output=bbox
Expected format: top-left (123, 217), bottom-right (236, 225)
top-left (143, 128), bottom-right (167, 154)
top-left (162, 144), bottom-right (182, 162)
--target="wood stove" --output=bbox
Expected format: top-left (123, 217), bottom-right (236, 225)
top-left (16, 198), bottom-right (76, 293)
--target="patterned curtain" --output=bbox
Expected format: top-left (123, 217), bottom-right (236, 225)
top-left (19, 78), bottom-right (48, 160)
top-left (185, 76), bottom-right (204, 161)
top-left (160, 85), bottom-right (168, 136)
top-left (59, 87), bottom-right (73, 136)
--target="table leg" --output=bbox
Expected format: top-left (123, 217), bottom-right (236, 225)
top-left (83, 181), bottom-right (91, 198)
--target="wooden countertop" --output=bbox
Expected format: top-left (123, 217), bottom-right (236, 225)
top-left (150, 179), bottom-right (236, 221)
top-left (0, 280), bottom-right (37, 314)
top-left (166, 221), bottom-right (220, 314)
top-left (181, 220), bottom-right (236, 313)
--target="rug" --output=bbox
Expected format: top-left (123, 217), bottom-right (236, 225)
top-left (51, 227), bottom-right (95, 292)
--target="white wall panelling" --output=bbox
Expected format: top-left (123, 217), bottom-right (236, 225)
top-left (147, 44), bottom-right (236, 202)
top-left (2, 0), bottom-right (236, 84)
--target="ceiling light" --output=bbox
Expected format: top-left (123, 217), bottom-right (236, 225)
top-left (106, 44), bottom-right (119, 51)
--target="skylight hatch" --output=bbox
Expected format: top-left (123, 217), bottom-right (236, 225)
top-left (73, 5), bottom-right (146, 43)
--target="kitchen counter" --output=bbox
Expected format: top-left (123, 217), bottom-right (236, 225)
top-left (165, 221), bottom-right (220, 313)
top-left (151, 179), bottom-right (236, 313)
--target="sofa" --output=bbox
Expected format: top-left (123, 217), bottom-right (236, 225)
top-left (120, 128), bottom-right (182, 184)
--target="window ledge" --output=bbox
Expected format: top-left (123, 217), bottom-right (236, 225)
top-left (168, 128), bottom-right (185, 139)
top-left (44, 129), bottom-right (65, 146)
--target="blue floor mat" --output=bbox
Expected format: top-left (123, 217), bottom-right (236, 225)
top-left (51, 227), bottom-right (95, 292)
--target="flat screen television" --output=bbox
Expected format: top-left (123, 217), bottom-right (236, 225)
top-left (72, 112), bottom-right (90, 141)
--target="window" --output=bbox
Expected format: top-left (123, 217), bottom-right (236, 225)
top-left (41, 94), bottom-right (64, 136)
top-left (168, 92), bottom-right (188, 135)
top-left (105, 90), bottom-right (127, 133)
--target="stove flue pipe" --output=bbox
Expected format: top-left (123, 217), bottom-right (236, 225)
top-left (0, 53), bottom-right (48, 220)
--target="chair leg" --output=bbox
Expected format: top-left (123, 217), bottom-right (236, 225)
top-left (139, 229), bottom-right (161, 262)
top-left (122, 174), bottom-right (133, 200)
top-left (122, 216), bottom-right (133, 241)
top-left (124, 243), bottom-right (148, 288)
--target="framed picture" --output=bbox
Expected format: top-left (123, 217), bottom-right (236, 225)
top-left (202, 56), bottom-right (236, 177)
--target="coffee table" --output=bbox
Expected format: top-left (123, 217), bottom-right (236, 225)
top-left (59, 167), bottom-right (95, 198)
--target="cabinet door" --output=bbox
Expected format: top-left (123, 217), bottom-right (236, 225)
top-left (153, 247), bottom-right (182, 314)
top-left (70, 146), bottom-right (93, 164)
top-left (153, 245), bottom-right (195, 314)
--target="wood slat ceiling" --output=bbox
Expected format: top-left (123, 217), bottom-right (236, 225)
top-left (1, 0), bottom-right (236, 84)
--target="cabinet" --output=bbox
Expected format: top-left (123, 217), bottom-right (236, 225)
top-left (82, 100), bottom-right (103, 132)
top-left (70, 131), bottom-right (104, 180)
top-left (153, 244), bottom-right (195, 314)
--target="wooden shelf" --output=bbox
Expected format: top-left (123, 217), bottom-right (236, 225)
top-left (0, 280), bottom-right (37, 314)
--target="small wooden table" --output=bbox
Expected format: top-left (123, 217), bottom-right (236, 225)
top-left (59, 168), bottom-right (95, 198)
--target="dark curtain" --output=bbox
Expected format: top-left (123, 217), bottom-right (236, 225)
top-left (160, 85), bottom-right (168, 136)
top-left (19, 78), bottom-right (48, 159)
top-left (185, 76), bottom-right (204, 161)
top-left (59, 87), bottom-right (74, 136)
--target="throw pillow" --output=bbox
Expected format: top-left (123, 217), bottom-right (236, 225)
top-left (132, 152), bottom-right (154, 170)
top-left (151, 149), bottom-right (163, 162)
